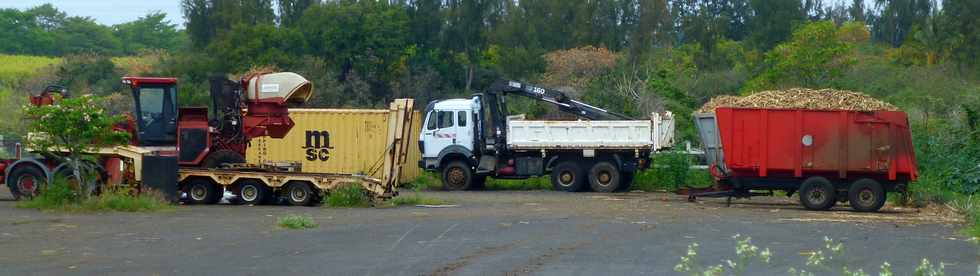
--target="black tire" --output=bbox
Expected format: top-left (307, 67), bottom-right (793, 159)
top-left (589, 162), bottom-right (621, 193)
top-left (848, 178), bottom-right (886, 212)
top-left (551, 160), bottom-right (587, 192)
top-left (799, 177), bottom-right (836, 211)
top-left (285, 182), bottom-right (315, 206)
top-left (185, 178), bottom-right (220, 204)
top-left (7, 165), bottom-right (46, 200)
top-left (237, 180), bottom-right (270, 205)
top-left (618, 172), bottom-right (635, 192)
top-left (441, 161), bottom-right (474, 191)
top-left (53, 163), bottom-right (103, 197)
top-left (203, 150), bottom-right (245, 169)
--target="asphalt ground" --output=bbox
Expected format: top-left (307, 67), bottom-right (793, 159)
top-left (0, 190), bottom-right (976, 275)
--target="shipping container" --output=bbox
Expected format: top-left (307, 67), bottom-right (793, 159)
top-left (247, 109), bottom-right (424, 183)
top-left (694, 107), bottom-right (918, 211)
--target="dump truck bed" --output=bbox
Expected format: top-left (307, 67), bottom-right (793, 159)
top-left (506, 112), bottom-right (675, 151)
top-left (695, 107), bottom-right (918, 182)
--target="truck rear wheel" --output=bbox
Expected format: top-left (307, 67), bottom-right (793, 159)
top-left (589, 162), bottom-right (621, 193)
top-left (185, 179), bottom-right (220, 204)
top-left (799, 177), bottom-right (836, 211)
top-left (285, 182), bottom-right (316, 206)
top-left (237, 180), bottom-right (270, 205)
top-left (442, 161), bottom-right (474, 191)
top-left (552, 161), bottom-right (587, 192)
top-left (8, 165), bottom-right (45, 200)
top-left (848, 178), bottom-right (886, 212)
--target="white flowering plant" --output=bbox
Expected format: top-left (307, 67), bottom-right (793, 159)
top-left (23, 96), bottom-right (130, 199)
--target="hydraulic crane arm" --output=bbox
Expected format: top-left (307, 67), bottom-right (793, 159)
top-left (486, 80), bottom-right (632, 120)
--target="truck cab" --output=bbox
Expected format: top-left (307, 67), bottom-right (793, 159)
top-left (419, 97), bottom-right (480, 172)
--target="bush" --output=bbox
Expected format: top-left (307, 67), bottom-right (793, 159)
top-left (485, 177), bottom-right (551, 190)
top-left (17, 177), bottom-right (172, 212)
top-left (324, 184), bottom-right (371, 207)
top-left (634, 152), bottom-right (701, 191)
top-left (277, 214), bottom-right (318, 230)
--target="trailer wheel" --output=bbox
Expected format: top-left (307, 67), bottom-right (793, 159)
top-left (185, 179), bottom-right (220, 204)
top-left (237, 180), bottom-right (270, 205)
top-left (848, 178), bottom-right (886, 212)
top-left (285, 182), bottom-right (315, 206)
top-left (441, 161), bottom-right (474, 191)
top-left (799, 177), bottom-right (836, 211)
top-left (8, 165), bottom-right (45, 200)
top-left (589, 162), bottom-right (621, 193)
top-left (617, 173), bottom-right (634, 192)
top-left (552, 161), bottom-right (586, 192)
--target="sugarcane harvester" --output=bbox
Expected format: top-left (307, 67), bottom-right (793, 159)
top-left (3, 73), bottom-right (410, 205)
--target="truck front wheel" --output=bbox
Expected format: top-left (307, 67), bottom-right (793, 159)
top-left (799, 177), bottom-right (836, 211)
top-left (848, 178), bottom-right (886, 212)
top-left (8, 165), bottom-right (45, 200)
top-left (552, 161), bottom-right (587, 192)
top-left (441, 161), bottom-right (474, 191)
top-left (589, 162), bottom-right (621, 193)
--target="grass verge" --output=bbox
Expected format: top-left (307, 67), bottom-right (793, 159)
top-left (324, 184), bottom-right (372, 208)
top-left (390, 192), bottom-right (449, 206)
top-left (277, 214), bottom-right (318, 229)
top-left (17, 186), bottom-right (173, 213)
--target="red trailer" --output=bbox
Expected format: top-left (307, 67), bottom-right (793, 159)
top-left (693, 107), bottom-right (918, 212)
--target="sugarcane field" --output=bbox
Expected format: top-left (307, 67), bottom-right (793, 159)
top-left (1, 1), bottom-right (979, 275)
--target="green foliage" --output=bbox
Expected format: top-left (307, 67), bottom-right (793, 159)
top-left (277, 214), bottom-right (318, 229)
top-left (18, 176), bottom-right (172, 212)
top-left (23, 96), bottom-right (129, 198)
top-left (55, 54), bottom-right (120, 95)
top-left (391, 192), bottom-right (448, 206)
top-left (485, 177), bottom-right (551, 191)
top-left (633, 152), bottom-right (711, 191)
top-left (325, 184), bottom-right (371, 208)
top-left (747, 21), bottom-right (853, 91)
top-left (406, 172), bottom-right (442, 191)
top-left (206, 23), bottom-right (302, 72)
top-left (746, 0), bottom-right (804, 50)
top-left (112, 12), bottom-right (185, 55)
top-left (0, 55), bottom-right (60, 86)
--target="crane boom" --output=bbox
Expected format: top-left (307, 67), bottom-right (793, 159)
top-left (486, 80), bottom-right (632, 120)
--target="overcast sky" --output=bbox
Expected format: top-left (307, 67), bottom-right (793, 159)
top-left (3, 0), bottom-right (888, 28)
top-left (1, 0), bottom-right (185, 26)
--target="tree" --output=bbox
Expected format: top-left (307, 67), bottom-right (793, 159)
top-left (278, 0), bottom-right (315, 26)
top-left (871, 0), bottom-right (933, 47)
top-left (207, 23), bottom-right (302, 72)
top-left (746, 0), bottom-right (804, 50)
top-left (23, 96), bottom-right (130, 199)
top-left (113, 12), bottom-right (185, 55)
top-left (297, 1), bottom-right (411, 97)
top-left (749, 21), bottom-right (853, 89)
top-left (849, 0), bottom-right (866, 22)
top-left (630, 0), bottom-right (672, 59)
top-left (943, 0), bottom-right (980, 68)
top-left (55, 16), bottom-right (122, 55)
top-left (182, 0), bottom-right (213, 49)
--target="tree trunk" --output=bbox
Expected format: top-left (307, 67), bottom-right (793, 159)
top-left (465, 65), bottom-right (474, 92)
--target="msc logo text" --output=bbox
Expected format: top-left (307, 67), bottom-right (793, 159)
top-left (303, 130), bottom-right (333, 161)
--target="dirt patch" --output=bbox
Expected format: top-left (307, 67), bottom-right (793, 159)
top-left (504, 241), bottom-right (591, 276)
top-left (431, 243), bottom-right (515, 276)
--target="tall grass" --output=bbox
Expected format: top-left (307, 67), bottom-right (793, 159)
top-left (324, 184), bottom-right (371, 207)
top-left (17, 177), bottom-right (172, 212)
top-left (0, 55), bottom-right (61, 85)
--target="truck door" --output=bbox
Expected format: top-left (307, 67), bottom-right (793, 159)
top-left (421, 109), bottom-right (458, 158)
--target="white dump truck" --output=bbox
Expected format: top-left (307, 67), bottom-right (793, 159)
top-left (419, 80), bottom-right (674, 192)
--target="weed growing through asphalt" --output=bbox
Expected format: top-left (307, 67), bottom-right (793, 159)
top-left (390, 185), bottom-right (449, 207)
top-left (17, 177), bottom-right (172, 212)
top-left (324, 184), bottom-right (371, 207)
top-left (676, 235), bottom-right (948, 276)
top-left (277, 214), bottom-right (318, 230)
